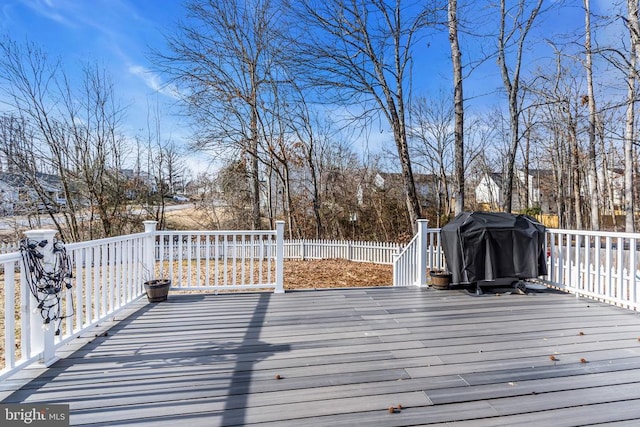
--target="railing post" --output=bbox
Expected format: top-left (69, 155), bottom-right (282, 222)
top-left (23, 228), bottom-right (58, 366)
top-left (275, 221), bottom-right (285, 293)
top-left (392, 252), bottom-right (400, 286)
top-left (143, 221), bottom-right (158, 281)
top-left (416, 219), bottom-right (429, 287)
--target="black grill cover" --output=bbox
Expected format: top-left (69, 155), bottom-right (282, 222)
top-left (441, 212), bottom-right (547, 284)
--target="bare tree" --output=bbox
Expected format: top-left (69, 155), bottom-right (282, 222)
top-left (496, 0), bottom-right (543, 213)
top-left (0, 38), bottom-right (131, 240)
top-left (66, 64), bottom-right (130, 238)
top-left (408, 94), bottom-right (454, 225)
top-left (285, 89), bottom-right (328, 238)
top-left (624, 0), bottom-right (639, 232)
top-left (156, 0), bottom-right (287, 230)
top-left (286, 0), bottom-right (445, 233)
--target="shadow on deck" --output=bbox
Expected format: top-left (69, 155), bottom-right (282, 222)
top-left (3, 286), bottom-right (640, 426)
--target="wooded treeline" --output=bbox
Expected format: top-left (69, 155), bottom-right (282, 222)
top-left (2, 0), bottom-right (640, 242)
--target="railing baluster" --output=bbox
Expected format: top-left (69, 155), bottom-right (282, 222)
top-left (204, 235), bottom-right (211, 288)
top-left (101, 243), bottom-right (107, 318)
top-left (85, 247), bottom-right (93, 325)
top-left (115, 241), bottom-right (122, 310)
top-left (20, 266), bottom-right (30, 361)
top-left (240, 233), bottom-right (246, 286)
top-left (4, 262), bottom-right (15, 370)
top-left (196, 234), bottom-right (202, 287)
top-left (213, 235), bottom-right (219, 287)
top-left (631, 238), bottom-right (637, 306)
top-left (617, 236), bottom-right (624, 301)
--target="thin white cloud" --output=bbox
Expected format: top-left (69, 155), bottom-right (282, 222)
top-left (128, 64), bottom-right (181, 100)
top-left (18, 0), bottom-right (77, 27)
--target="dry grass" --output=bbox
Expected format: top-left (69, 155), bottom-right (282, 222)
top-left (164, 205), bottom-right (216, 230)
top-left (165, 258), bottom-right (392, 290)
top-left (284, 259), bottom-right (392, 289)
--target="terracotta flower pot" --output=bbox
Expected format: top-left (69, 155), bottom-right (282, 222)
top-left (144, 279), bottom-right (171, 302)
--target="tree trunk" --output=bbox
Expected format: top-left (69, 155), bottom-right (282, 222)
top-left (569, 114), bottom-right (583, 229)
top-left (523, 122), bottom-right (530, 209)
top-left (625, 0), bottom-right (639, 232)
top-left (249, 105), bottom-right (262, 230)
top-left (584, 0), bottom-right (600, 230)
top-left (624, 68), bottom-right (635, 232)
top-left (306, 149), bottom-right (323, 238)
top-left (394, 121), bottom-right (422, 230)
top-left (449, 0), bottom-right (464, 215)
top-left (502, 108), bottom-right (519, 212)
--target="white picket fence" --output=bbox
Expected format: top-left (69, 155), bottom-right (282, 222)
top-left (284, 239), bottom-right (402, 264)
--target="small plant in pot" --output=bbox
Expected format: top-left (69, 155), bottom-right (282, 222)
top-left (429, 270), bottom-right (452, 290)
top-left (144, 278), bottom-right (171, 302)
top-left (142, 265), bottom-right (171, 302)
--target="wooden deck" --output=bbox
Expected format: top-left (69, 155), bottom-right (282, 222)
top-left (3, 286), bottom-right (640, 426)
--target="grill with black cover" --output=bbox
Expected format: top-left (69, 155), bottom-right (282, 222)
top-left (441, 212), bottom-right (547, 287)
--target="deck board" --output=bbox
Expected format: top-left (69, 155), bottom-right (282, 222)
top-left (3, 286), bottom-right (640, 426)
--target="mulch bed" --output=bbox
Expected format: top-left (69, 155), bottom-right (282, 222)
top-left (284, 259), bottom-right (393, 289)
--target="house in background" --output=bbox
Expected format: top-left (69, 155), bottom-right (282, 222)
top-left (373, 172), bottom-right (448, 209)
top-left (474, 169), bottom-right (556, 214)
top-left (0, 172), bottom-right (65, 215)
top-left (0, 177), bottom-right (18, 215)
top-left (602, 168), bottom-right (624, 212)
top-left (474, 172), bottom-right (503, 210)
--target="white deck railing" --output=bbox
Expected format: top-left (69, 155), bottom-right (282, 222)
top-left (0, 220), bottom-right (284, 381)
top-left (153, 221), bottom-right (284, 292)
top-left (393, 220), bottom-right (446, 287)
top-left (0, 242), bottom-right (17, 254)
top-left (4, 218), bottom-right (640, 381)
top-left (392, 222), bottom-right (640, 311)
top-left (545, 228), bottom-right (640, 311)
top-left (1, 230), bottom-right (149, 381)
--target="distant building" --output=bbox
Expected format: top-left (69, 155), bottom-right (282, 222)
top-left (0, 172), bottom-right (65, 214)
top-left (372, 172), bottom-right (446, 209)
top-left (474, 169), bottom-right (556, 213)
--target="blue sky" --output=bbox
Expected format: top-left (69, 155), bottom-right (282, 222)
top-left (0, 0), bottom-right (188, 161)
top-left (0, 0), bottom-right (619, 173)
top-left (0, 0), bottom-right (182, 101)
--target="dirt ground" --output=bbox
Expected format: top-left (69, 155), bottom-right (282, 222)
top-left (164, 207), bottom-right (394, 289)
top-left (283, 259), bottom-right (393, 289)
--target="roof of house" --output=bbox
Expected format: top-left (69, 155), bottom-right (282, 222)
top-left (0, 171), bottom-right (62, 192)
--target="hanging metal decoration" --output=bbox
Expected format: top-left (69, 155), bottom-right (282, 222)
top-left (19, 238), bottom-right (75, 335)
